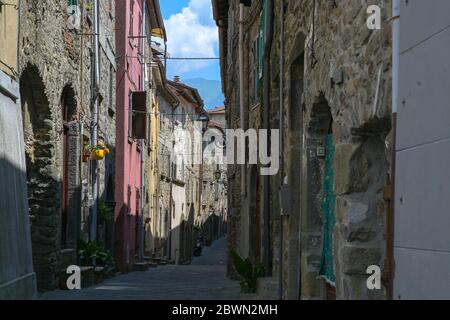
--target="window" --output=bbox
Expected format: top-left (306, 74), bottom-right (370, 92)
top-left (135, 188), bottom-right (140, 215)
top-left (128, 91), bottom-right (133, 139)
top-left (130, 91), bottom-right (147, 140)
top-left (108, 63), bottom-right (114, 116)
top-left (129, 0), bottom-right (135, 46)
top-left (138, 13), bottom-right (143, 61)
top-left (127, 185), bottom-right (132, 215)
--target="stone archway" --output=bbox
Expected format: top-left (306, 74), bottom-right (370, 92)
top-left (60, 85), bottom-right (78, 249)
top-left (302, 93), bottom-right (334, 299)
top-left (20, 64), bottom-right (60, 292)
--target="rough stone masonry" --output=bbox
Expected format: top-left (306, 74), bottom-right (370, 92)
top-left (18, 0), bottom-right (116, 291)
top-left (218, 0), bottom-right (392, 300)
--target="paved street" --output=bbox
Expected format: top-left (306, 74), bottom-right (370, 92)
top-left (40, 238), bottom-right (240, 300)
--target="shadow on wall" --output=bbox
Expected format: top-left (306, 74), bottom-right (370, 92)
top-left (0, 157), bottom-right (37, 299)
top-left (20, 63), bottom-right (63, 292)
top-left (198, 213), bottom-right (227, 247)
top-left (146, 211), bottom-right (227, 266)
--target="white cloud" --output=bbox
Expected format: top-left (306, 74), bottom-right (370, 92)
top-left (164, 0), bottom-right (218, 74)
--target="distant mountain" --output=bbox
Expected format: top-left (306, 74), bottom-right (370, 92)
top-left (184, 78), bottom-right (224, 110)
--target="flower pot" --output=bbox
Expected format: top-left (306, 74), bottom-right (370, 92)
top-left (92, 147), bottom-right (110, 161)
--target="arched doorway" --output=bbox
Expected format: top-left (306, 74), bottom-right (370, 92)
top-left (61, 85), bottom-right (77, 248)
top-left (20, 64), bottom-right (59, 291)
top-left (307, 94), bottom-right (335, 299)
top-left (284, 50), bottom-right (305, 300)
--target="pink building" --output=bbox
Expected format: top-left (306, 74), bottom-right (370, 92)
top-left (114, 0), bottom-right (145, 271)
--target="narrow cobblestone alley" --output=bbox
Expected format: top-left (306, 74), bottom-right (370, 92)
top-left (40, 238), bottom-right (239, 300)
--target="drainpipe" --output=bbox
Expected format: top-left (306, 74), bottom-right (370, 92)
top-left (139, 6), bottom-right (146, 263)
top-left (80, 117), bottom-right (84, 227)
top-left (262, 0), bottom-right (274, 276)
top-left (387, 0), bottom-right (400, 301)
top-left (278, 0), bottom-right (285, 300)
top-left (16, 0), bottom-right (21, 76)
top-left (79, 1), bottom-right (85, 229)
top-left (238, 4), bottom-right (246, 197)
top-left (168, 102), bottom-right (179, 260)
top-left (90, 0), bottom-right (100, 242)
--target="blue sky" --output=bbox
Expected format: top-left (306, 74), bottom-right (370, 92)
top-left (160, 0), bottom-right (221, 81)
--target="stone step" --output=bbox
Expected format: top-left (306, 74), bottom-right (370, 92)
top-left (94, 267), bottom-right (106, 284)
top-left (133, 262), bottom-right (150, 272)
top-left (81, 266), bottom-right (95, 289)
top-left (60, 248), bottom-right (77, 270)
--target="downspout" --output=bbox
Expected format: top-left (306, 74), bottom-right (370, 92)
top-left (79, 1), bottom-right (85, 229)
top-left (238, 4), bottom-right (245, 197)
top-left (16, 0), bottom-right (21, 76)
top-left (262, 0), bottom-right (274, 276)
top-left (168, 101), bottom-right (179, 259)
top-left (387, 0), bottom-right (400, 301)
top-left (90, 0), bottom-right (100, 241)
top-left (278, 0), bottom-right (285, 300)
top-left (139, 4), bottom-right (146, 263)
top-left (164, 43), bottom-right (167, 79)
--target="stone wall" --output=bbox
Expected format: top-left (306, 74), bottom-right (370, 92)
top-left (218, 0), bottom-right (392, 299)
top-left (19, 0), bottom-right (116, 291)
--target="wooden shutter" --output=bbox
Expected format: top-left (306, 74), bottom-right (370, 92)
top-left (132, 91), bottom-right (147, 139)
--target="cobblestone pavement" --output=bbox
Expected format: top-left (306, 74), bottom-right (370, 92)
top-left (40, 237), bottom-right (240, 300)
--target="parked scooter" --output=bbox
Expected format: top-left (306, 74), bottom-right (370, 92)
top-left (193, 237), bottom-right (203, 257)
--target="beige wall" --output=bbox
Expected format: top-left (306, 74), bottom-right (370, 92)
top-left (0, 0), bottom-right (19, 78)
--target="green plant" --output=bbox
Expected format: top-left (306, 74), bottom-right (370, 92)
top-left (98, 200), bottom-right (113, 223)
top-left (96, 250), bottom-right (114, 266)
top-left (77, 240), bottom-right (114, 267)
top-left (230, 249), bottom-right (265, 294)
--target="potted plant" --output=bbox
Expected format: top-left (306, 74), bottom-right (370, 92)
top-left (98, 200), bottom-right (114, 224)
top-left (92, 141), bottom-right (110, 161)
top-left (230, 249), bottom-right (265, 294)
top-left (82, 142), bottom-right (91, 162)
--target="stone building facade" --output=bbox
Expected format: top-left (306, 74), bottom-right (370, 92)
top-left (150, 80), bottom-right (178, 259)
top-left (201, 106), bottom-right (228, 244)
top-left (18, 0), bottom-right (116, 291)
top-left (141, 2), bottom-right (166, 263)
top-left (165, 78), bottom-right (205, 264)
top-left (214, 0), bottom-right (392, 300)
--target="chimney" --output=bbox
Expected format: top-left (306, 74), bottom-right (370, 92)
top-left (174, 75), bottom-right (181, 83)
